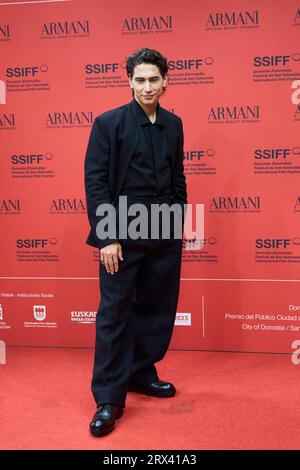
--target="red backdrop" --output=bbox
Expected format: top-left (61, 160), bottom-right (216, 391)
top-left (0, 0), bottom-right (300, 353)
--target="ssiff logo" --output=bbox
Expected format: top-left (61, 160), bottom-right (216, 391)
top-left (34, 305), bottom-right (46, 321)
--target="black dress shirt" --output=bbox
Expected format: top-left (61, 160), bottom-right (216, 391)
top-left (120, 98), bottom-right (173, 197)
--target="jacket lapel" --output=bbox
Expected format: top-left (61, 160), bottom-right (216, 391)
top-left (113, 100), bottom-right (177, 202)
top-left (113, 101), bottom-right (138, 201)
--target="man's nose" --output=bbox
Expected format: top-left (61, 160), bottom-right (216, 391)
top-left (144, 81), bottom-right (152, 92)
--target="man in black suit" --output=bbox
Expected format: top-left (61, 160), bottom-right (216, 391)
top-left (84, 48), bottom-right (187, 436)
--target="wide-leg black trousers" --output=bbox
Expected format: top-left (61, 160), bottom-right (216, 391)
top-left (91, 195), bottom-right (184, 408)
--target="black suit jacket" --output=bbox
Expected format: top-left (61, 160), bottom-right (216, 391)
top-left (84, 98), bottom-right (187, 249)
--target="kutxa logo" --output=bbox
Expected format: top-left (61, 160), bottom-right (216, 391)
top-left (210, 196), bottom-right (260, 210)
top-left (122, 16), bottom-right (172, 31)
top-left (41, 20), bottom-right (90, 36)
top-left (208, 106), bottom-right (260, 121)
top-left (206, 10), bottom-right (259, 27)
top-left (45, 112), bottom-right (93, 126)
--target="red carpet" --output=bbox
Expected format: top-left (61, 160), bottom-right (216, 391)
top-left (1, 347), bottom-right (299, 450)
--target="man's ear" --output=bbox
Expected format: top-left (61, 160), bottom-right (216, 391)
top-left (161, 76), bottom-right (168, 94)
top-left (128, 75), bottom-right (134, 89)
top-left (162, 75), bottom-right (168, 88)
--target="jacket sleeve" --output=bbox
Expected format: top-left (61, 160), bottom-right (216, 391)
top-left (174, 117), bottom-right (188, 206)
top-left (84, 117), bottom-right (119, 249)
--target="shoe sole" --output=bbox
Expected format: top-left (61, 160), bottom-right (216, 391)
top-left (128, 387), bottom-right (176, 398)
top-left (89, 408), bottom-right (124, 437)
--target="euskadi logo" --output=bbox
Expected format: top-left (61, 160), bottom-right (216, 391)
top-left (206, 10), bottom-right (259, 30)
top-left (41, 20), bottom-right (90, 38)
top-left (70, 311), bottom-right (96, 324)
top-left (122, 15), bottom-right (173, 34)
top-left (33, 305), bottom-right (46, 322)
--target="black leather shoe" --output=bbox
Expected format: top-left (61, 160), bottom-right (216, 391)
top-left (89, 404), bottom-right (124, 437)
top-left (128, 380), bottom-right (176, 398)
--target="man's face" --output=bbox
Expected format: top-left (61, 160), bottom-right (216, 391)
top-left (128, 62), bottom-right (168, 106)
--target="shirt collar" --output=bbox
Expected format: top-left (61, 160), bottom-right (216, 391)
top-left (131, 98), bottom-right (164, 127)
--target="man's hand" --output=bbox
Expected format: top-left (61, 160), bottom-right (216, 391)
top-left (100, 242), bottom-right (123, 274)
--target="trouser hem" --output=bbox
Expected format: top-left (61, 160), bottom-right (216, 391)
top-left (93, 392), bottom-right (127, 409)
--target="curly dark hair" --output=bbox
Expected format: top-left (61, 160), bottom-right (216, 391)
top-left (126, 47), bottom-right (169, 97)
